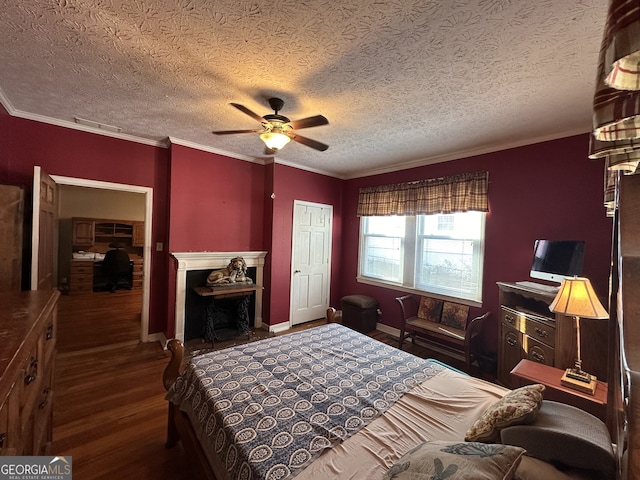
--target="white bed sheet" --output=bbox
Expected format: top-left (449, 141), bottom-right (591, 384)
top-left (295, 367), bottom-right (507, 479)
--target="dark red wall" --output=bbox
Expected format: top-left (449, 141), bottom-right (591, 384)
top-left (0, 113), bottom-right (171, 335)
top-left (163, 144), bottom-right (267, 337)
top-left (167, 144), bottom-right (266, 252)
top-left (267, 163), bottom-right (343, 325)
top-left (0, 103), bottom-right (613, 350)
top-left (341, 134), bottom-right (612, 353)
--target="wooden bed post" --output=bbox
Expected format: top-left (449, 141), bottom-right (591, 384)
top-left (163, 339), bottom-right (184, 448)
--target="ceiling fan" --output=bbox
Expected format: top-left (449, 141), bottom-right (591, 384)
top-left (212, 97), bottom-right (329, 152)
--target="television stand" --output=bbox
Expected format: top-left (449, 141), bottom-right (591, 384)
top-left (496, 281), bottom-right (607, 388)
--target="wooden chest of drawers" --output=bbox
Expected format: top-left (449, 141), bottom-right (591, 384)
top-left (69, 260), bottom-right (94, 294)
top-left (132, 258), bottom-right (143, 289)
top-left (500, 306), bottom-right (556, 381)
top-left (0, 290), bottom-right (59, 456)
top-left (496, 281), bottom-right (607, 388)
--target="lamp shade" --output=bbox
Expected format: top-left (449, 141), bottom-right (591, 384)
top-left (549, 277), bottom-right (609, 319)
top-left (260, 131), bottom-right (291, 151)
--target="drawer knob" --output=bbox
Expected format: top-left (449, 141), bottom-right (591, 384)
top-left (531, 351), bottom-right (545, 363)
top-left (507, 337), bottom-right (518, 347)
top-left (39, 388), bottom-right (51, 410)
top-left (24, 358), bottom-right (38, 385)
top-left (505, 314), bottom-right (515, 324)
top-left (0, 432), bottom-right (6, 448)
top-left (534, 327), bottom-right (548, 338)
top-left (46, 323), bottom-right (54, 340)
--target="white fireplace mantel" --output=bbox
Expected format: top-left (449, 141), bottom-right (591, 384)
top-left (172, 251), bottom-right (268, 342)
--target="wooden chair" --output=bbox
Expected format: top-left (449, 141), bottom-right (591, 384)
top-left (396, 294), bottom-right (489, 373)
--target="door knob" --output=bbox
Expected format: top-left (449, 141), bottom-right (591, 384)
top-left (294, 269), bottom-right (301, 273)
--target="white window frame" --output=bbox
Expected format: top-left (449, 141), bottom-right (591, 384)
top-left (357, 212), bottom-right (486, 306)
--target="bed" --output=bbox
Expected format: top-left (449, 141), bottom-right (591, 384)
top-left (163, 320), bottom-right (627, 480)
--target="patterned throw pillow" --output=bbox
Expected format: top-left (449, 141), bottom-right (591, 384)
top-left (464, 384), bottom-right (545, 443)
top-left (417, 297), bottom-right (443, 322)
top-left (440, 302), bottom-right (470, 330)
top-left (384, 440), bottom-right (525, 480)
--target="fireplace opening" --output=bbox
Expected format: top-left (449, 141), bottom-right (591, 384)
top-left (184, 267), bottom-right (257, 342)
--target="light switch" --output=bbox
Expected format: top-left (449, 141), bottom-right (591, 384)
top-left (156, 242), bottom-right (163, 251)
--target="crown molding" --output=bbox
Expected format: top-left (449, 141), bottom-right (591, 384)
top-left (1, 86), bottom-right (590, 181)
top-left (167, 137), bottom-right (265, 165)
top-left (342, 127), bottom-right (592, 180)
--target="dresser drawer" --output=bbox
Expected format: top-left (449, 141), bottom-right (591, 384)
top-left (524, 317), bottom-right (555, 348)
top-left (526, 336), bottom-right (554, 366)
top-left (501, 307), bottom-right (524, 330)
top-left (32, 364), bottom-right (53, 455)
top-left (18, 347), bottom-right (42, 419)
top-left (39, 312), bottom-right (56, 367)
top-left (70, 273), bottom-right (93, 285)
top-left (0, 398), bottom-right (10, 455)
top-left (70, 261), bottom-right (94, 274)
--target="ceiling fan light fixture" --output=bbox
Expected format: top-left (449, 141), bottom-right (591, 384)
top-left (260, 130), bottom-right (291, 151)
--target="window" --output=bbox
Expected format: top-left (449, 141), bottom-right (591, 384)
top-left (359, 211), bottom-right (485, 303)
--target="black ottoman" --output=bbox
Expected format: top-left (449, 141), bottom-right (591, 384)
top-left (341, 295), bottom-right (379, 333)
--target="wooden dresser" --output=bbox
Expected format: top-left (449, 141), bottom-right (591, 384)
top-left (497, 282), bottom-right (608, 388)
top-left (0, 289), bottom-right (59, 455)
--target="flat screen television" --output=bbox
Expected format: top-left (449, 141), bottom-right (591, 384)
top-left (529, 239), bottom-right (585, 284)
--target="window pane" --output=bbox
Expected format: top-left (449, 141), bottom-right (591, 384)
top-left (360, 216), bottom-right (405, 282)
top-left (362, 236), bottom-right (402, 281)
top-left (365, 216), bottom-right (405, 235)
top-left (420, 211), bottom-right (482, 239)
top-left (416, 212), bottom-right (484, 301)
top-left (358, 211), bottom-right (484, 302)
top-left (417, 238), bottom-right (478, 292)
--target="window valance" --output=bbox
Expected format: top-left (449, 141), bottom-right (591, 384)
top-left (357, 171), bottom-right (488, 217)
top-left (590, 0), bottom-right (640, 215)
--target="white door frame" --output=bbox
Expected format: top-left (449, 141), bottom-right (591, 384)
top-left (289, 200), bottom-right (333, 327)
top-left (50, 175), bottom-right (153, 343)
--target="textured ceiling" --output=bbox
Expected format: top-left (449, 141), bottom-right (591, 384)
top-left (0, 0), bottom-right (607, 178)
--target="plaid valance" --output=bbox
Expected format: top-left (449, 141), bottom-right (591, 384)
top-left (592, 0), bottom-right (640, 216)
top-left (356, 171), bottom-right (488, 217)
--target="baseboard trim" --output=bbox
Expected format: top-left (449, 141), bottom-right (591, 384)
top-left (376, 322), bottom-right (399, 337)
top-left (269, 322), bottom-right (291, 334)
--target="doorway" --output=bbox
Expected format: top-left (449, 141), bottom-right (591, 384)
top-left (49, 173), bottom-right (152, 343)
top-left (289, 200), bottom-right (333, 326)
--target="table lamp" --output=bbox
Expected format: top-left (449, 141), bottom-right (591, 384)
top-left (549, 276), bottom-right (608, 395)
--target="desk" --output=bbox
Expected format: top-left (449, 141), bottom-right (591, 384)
top-left (510, 359), bottom-right (607, 421)
top-left (69, 256), bottom-right (143, 293)
top-left (193, 284), bottom-right (260, 343)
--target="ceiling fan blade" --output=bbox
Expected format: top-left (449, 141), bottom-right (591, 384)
top-left (290, 133), bottom-right (329, 151)
top-left (212, 129), bottom-right (263, 135)
top-left (288, 115), bottom-right (329, 130)
top-left (230, 103), bottom-right (265, 123)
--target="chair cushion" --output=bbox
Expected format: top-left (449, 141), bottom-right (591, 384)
top-left (441, 302), bottom-right (470, 330)
top-left (417, 297), bottom-right (443, 322)
top-left (465, 384), bottom-right (545, 443)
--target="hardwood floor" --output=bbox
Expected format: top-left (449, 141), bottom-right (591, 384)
top-left (51, 292), bottom-right (472, 479)
top-left (53, 290), bottom-right (196, 480)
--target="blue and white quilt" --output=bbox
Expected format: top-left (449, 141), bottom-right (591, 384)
top-left (167, 322), bottom-right (445, 480)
